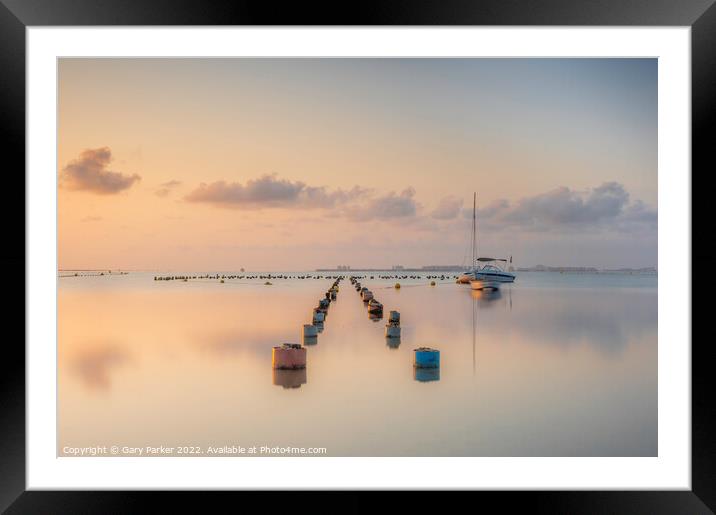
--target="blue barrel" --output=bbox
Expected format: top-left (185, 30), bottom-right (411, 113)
top-left (413, 348), bottom-right (440, 368)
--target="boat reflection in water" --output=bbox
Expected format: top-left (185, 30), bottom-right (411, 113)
top-left (470, 287), bottom-right (502, 302)
top-left (469, 286), bottom-right (507, 375)
top-left (272, 368), bottom-right (307, 389)
top-left (413, 367), bottom-right (440, 382)
top-left (470, 279), bottom-right (500, 292)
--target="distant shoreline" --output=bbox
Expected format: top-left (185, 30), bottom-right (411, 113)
top-left (316, 267), bottom-right (657, 273)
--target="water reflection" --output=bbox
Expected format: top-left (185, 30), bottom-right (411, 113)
top-left (470, 288), bottom-right (502, 303)
top-left (503, 290), bottom-right (654, 356)
top-left (59, 272), bottom-right (657, 456)
top-left (272, 368), bottom-right (307, 389)
top-left (70, 343), bottom-right (131, 391)
top-left (444, 284), bottom-right (656, 356)
top-left (469, 286), bottom-right (503, 374)
top-left (196, 331), bottom-right (278, 358)
top-left (386, 337), bottom-right (401, 349)
top-left (413, 367), bottom-right (440, 382)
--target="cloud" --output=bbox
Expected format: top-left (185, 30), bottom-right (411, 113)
top-left (60, 147), bottom-right (141, 194)
top-left (304, 185), bottom-right (369, 208)
top-left (462, 199), bottom-right (510, 220)
top-left (155, 179), bottom-right (182, 197)
top-left (621, 199), bottom-right (658, 224)
top-left (344, 187), bottom-right (418, 221)
top-left (503, 182), bottom-right (629, 225)
top-left (184, 174), bottom-right (368, 209)
top-left (474, 182), bottom-right (656, 232)
top-left (431, 196), bottom-right (464, 220)
top-left (81, 216), bottom-right (103, 223)
top-left (182, 174), bottom-right (652, 234)
top-left (477, 199), bottom-right (510, 219)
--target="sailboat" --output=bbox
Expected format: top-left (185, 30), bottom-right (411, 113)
top-left (456, 192), bottom-right (516, 286)
top-left (457, 193), bottom-right (479, 284)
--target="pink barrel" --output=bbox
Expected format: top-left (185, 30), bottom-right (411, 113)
top-left (272, 343), bottom-right (307, 369)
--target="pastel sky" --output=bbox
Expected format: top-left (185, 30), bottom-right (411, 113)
top-left (58, 58), bottom-right (657, 271)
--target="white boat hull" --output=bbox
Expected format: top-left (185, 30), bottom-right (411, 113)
top-left (474, 270), bottom-right (515, 283)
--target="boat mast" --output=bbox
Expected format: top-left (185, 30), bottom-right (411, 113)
top-left (472, 192), bottom-right (477, 270)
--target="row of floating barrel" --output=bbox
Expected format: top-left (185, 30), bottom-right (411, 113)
top-left (154, 274), bottom-right (347, 282)
top-left (309, 277), bottom-right (341, 341)
top-left (272, 276), bottom-right (441, 388)
top-left (154, 274), bottom-right (449, 283)
top-left (345, 275), bottom-right (455, 280)
top-left (349, 276), bottom-right (440, 382)
top-left (272, 277), bottom-right (344, 389)
top-left (277, 278), bottom-right (342, 359)
top-left (350, 276), bottom-right (400, 338)
top-left (377, 275), bottom-right (452, 281)
top-left (352, 278), bottom-right (381, 319)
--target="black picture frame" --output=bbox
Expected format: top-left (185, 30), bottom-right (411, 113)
top-left (2, 1), bottom-right (711, 512)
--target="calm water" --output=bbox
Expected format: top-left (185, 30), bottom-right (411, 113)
top-left (58, 271), bottom-right (657, 456)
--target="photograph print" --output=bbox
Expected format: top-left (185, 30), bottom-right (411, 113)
top-left (57, 58), bottom-right (657, 457)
